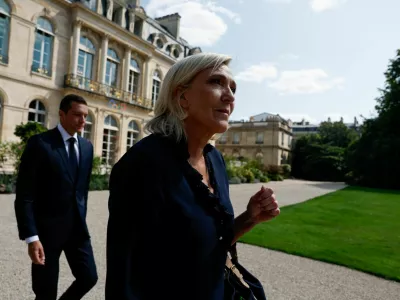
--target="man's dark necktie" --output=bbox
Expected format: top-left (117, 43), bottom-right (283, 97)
top-left (68, 137), bottom-right (78, 181)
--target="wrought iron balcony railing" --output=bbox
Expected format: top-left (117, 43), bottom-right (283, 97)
top-left (0, 54), bottom-right (8, 65)
top-left (64, 74), bottom-right (154, 110)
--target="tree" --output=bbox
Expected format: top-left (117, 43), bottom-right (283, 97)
top-left (14, 122), bottom-right (47, 143)
top-left (347, 50), bottom-right (400, 189)
top-left (291, 121), bottom-right (358, 181)
top-left (318, 121), bottom-right (359, 148)
top-left (11, 122), bottom-right (48, 175)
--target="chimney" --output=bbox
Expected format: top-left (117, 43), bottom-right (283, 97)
top-left (155, 13), bottom-right (181, 39)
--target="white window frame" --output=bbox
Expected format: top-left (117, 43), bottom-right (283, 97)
top-left (128, 58), bottom-right (141, 96)
top-left (77, 37), bottom-right (95, 79)
top-left (0, 0), bottom-right (10, 62)
top-left (126, 120), bottom-right (140, 152)
top-left (102, 115), bottom-right (119, 166)
top-left (151, 70), bottom-right (161, 106)
top-left (33, 18), bottom-right (54, 73)
top-left (28, 100), bottom-right (46, 125)
top-left (105, 49), bottom-right (119, 87)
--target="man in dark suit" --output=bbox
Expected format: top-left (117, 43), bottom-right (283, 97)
top-left (14, 94), bottom-right (98, 300)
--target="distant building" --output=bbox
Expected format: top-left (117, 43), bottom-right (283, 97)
top-left (292, 117), bottom-right (361, 139)
top-left (215, 113), bottom-right (293, 166)
top-left (292, 120), bottom-right (320, 137)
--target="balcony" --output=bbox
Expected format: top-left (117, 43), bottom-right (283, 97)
top-left (0, 54), bottom-right (8, 65)
top-left (64, 74), bottom-right (154, 111)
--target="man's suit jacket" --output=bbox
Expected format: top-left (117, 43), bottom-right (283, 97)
top-left (14, 127), bottom-right (93, 246)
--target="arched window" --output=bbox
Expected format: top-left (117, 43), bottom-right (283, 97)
top-left (128, 58), bottom-right (140, 98)
top-left (102, 115), bottom-right (119, 166)
top-left (81, 113), bottom-right (93, 141)
top-left (126, 120), bottom-right (139, 152)
top-left (106, 48), bottom-right (119, 87)
top-left (32, 17), bottom-right (54, 76)
top-left (28, 100), bottom-right (46, 126)
top-left (151, 70), bottom-right (161, 107)
top-left (78, 36), bottom-right (95, 79)
top-left (0, 0), bottom-right (11, 64)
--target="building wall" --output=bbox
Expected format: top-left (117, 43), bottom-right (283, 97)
top-left (216, 120), bottom-right (293, 166)
top-left (0, 0), bottom-right (198, 170)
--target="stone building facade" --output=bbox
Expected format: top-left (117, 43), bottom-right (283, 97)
top-left (0, 0), bottom-right (200, 170)
top-left (216, 114), bottom-right (293, 166)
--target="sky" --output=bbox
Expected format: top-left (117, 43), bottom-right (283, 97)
top-left (141, 0), bottom-right (400, 124)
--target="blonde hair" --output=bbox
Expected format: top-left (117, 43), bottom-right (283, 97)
top-left (145, 52), bottom-right (232, 141)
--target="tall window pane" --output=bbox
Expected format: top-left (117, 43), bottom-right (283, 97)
top-left (151, 70), bottom-right (161, 107)
top-left (102, 115), bottom-right (119, 166)
top-left (78, 36), bottom-right (95, 79)
top-left (32, 17), bottom-right (54, 75)
top-left (126, 120), bottom-right (139, 152)
top-left (0, 0), bottom-right (10, 64)
top-left (128, 58), bottom-right (140, 96)
top-left (106, 49), bottom-right (119, 87)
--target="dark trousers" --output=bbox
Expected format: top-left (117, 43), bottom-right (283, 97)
top-left (31, 237), bottom-right (98, 300)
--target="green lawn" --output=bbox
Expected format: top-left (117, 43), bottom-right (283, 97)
top-left (240, 186), bottom-right (400, 282)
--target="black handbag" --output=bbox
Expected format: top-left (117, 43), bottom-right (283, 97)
top-left (224, 243), bottom-right (267, 300)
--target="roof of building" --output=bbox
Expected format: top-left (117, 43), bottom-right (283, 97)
top-left (250, 112), bottom-right (290, 123)
top-left (155, 13), bottom-right (181, 20)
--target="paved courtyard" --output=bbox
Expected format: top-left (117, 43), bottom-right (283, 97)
top-left (1, 179), bottom-right (399, 299)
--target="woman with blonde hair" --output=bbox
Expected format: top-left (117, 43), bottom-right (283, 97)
top-left (105, 53), bottom-right (280, 300)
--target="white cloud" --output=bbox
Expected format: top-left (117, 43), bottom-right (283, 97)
top-left (206, 2), bottom-right (241, 24)
top-left (310, 0), bottom-right (348, 12)
top-left (265, 0), bottom-right (293, 3)
top-left (235, 63), bottom-right (278, 83)
top-left (145, 0), bottom-right (241, 46)
top-left (264, 0), bottom-right (347, 12)
top-left (280, 53), bottom-right (300, 60)
top-left (269, 69), bottom-right (344, 95)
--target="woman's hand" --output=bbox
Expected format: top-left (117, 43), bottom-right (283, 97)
top-left (246, 185), bottom-right (280, 225)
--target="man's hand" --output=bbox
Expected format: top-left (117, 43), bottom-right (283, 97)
top-left (28, 241), bottom-right (45, 265)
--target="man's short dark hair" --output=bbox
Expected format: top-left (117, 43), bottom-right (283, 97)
top-left (59, 94), bottom-right (87, 113)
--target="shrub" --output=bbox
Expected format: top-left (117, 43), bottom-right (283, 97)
top-left (270, 173), bottom-right (284, 181)
top-left (89, 174), bottom-right (109, 191)
top-left (259, 175), bottom-right (270, 183)
top-left (249, 167), bottom-right (263, 180)
top-left (226, 164), bottom-right (237, 179)
top-left (0, 174), bottom-right (14, 194)
top-left (92, 156), bottom-right (102, 175)
top-left (229, 177), bottom-right (241, 184)
top-left (241, 169), bottom-right (255, 183)
top-left (268, 165), bottom-right (283, 175)
top-left (281, 164), bottom-right (291, 178)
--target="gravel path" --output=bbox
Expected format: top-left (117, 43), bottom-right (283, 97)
top-left (1, 180), bottom-right (399, 300)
